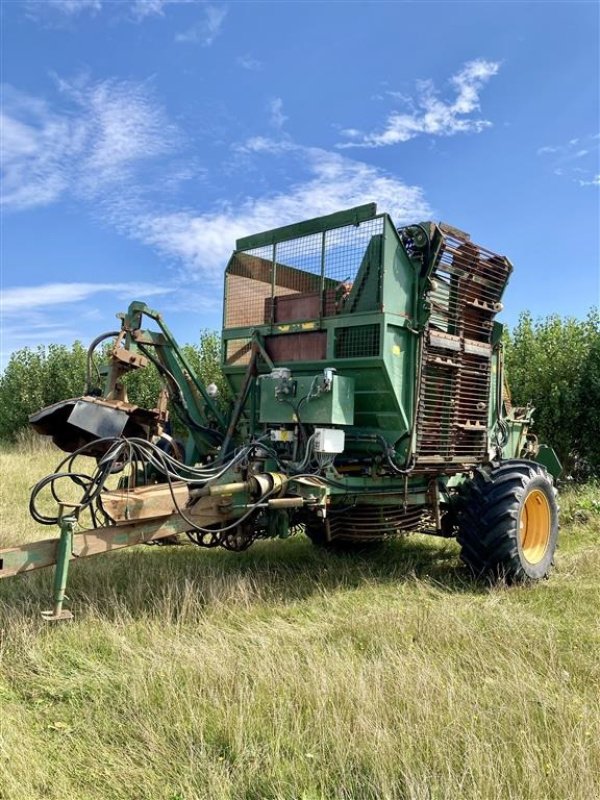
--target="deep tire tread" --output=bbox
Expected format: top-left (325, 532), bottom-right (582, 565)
top-left (457, 460), bottom-right (559, 584)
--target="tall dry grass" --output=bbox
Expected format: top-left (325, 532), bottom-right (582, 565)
top-left (0, 439), bottom-right (599, 800)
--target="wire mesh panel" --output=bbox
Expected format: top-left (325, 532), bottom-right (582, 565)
top-left (224, 247), bottom-right (274, 329)
top-left (225, 338), bottom-right (253, 366)
top-left (268, 233), bottom-right (325, 323)
top-left (334, 324), bottom-right (381, 359)
top-left (324, 217), bottom-right (385, 316)
top-left (414, 229), bottom-right (511, 470)
top-left (223, 216), bottom-right (386, 331)
top-left (275, 233), bottom-right (323, 284)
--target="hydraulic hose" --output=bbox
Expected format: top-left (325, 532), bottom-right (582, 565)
top-left (86, 331), bottom-right (120, 393)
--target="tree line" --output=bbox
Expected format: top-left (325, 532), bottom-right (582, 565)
top-left (0, 331), bottom-right (226, 442)
top-left (504, 309), bottom-right (599, 478)
top-left (1, 311), bottom-right (598, 477)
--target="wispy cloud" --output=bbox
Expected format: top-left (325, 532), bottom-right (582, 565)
top-left (129, 0), bottom-right (196, 21)
top-left (2, 79), bottom-right (432, 297)
top-left (577, 174), bottom-right (600, 187)
top-left (269, 98), bottom-right (287, 130)
top-left (24, 0), bottom-right (198, 23)
top-left (123, 139), bottom-right (431, 280)
top-left (236, 54), bottom-right (263, 71)
top-left (537, 133), bottom-right (600, 187)
top-left (0, 283), bottom-right (173, 366)
top-left (25, 0), bottom-right (102, 19)
top-left (338, 59), bottom-right (501, 148)
top-left (1, 79), bottom-right (178, 211)
top-left (175, 4), bottom-right (227, 45)
top-left (130, 0), bottom-right (170, 19)
top-left (1, 282), bottom-right (172, 314)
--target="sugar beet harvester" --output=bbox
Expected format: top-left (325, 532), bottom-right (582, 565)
top-left (0, 204), bottom-right (562, 619)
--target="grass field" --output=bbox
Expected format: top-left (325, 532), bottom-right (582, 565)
top-left (0, 440), bottom-right (599, 800)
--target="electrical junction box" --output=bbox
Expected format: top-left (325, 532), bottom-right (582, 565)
top-left (258, 373), bottom-right (354, 425)
top-left (314, 428), bottom-right (345, 454)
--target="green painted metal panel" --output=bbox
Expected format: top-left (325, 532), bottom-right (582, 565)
top-left (534, 444), bottom-right (562, 479)
top-left (235, 204), bottom-right (378, 251)
top-left (259, 374), bottom-right (355, 425)
top-left (381, 216), bottom-right (416, 321)
top-left (222, 213), bottom-right (421, 454)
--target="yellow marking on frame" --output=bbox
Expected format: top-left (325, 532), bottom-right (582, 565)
top-left (392, 345), bottom-right (401, 356)
top-left (301, 322), bottom-right (316, 330)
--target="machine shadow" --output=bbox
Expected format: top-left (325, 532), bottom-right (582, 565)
top-left (0, 534), bottom-right (492, 624)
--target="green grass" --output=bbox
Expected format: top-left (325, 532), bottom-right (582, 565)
top-left (1, 443), bottom-right (599, 800)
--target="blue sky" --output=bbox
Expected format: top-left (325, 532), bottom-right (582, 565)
top-left (1, 0), bottom-right (599, 367)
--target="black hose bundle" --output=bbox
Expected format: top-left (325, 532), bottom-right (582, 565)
top-left (28, 435), bottom-right (275, 540)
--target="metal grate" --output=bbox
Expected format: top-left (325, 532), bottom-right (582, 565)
top-left (414, 231), bottom-right (511, 470)
top-left (223, 217), bottom-right (385, 330)
top-left (224, 247), bottom-right (274, 330)
top-left (268, 232), bottom-right (330, 324)
top-left (324, 217), bottom-right (385, 316)
top-left (334, 324), bottom-right (380, 359)
top-left (328, 504), bottom-right (426, 541)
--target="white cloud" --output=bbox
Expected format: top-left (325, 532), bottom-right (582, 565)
top-left (52, 0), bottom-right (102, 11)
top-left (537, 145), bottom-right (560, 155)
top-left (537, 133), bottom-right (600, 186)
top-left (72, 80), bottom-right (177, 182)
top-left (236, 54), bottom-right (263, 71)
top-left (234, 136), bottom-right (295, 155)
top-left (123, 141), bottom-right (431, 280)
top-left (175, 4), bottom-right (227, 45)
top-left (269, 98), bottom-right (288, 130)
top-left (537, 134), bottom-right (598, 161)
top-left (25, 0), bottom-right (198, 22)
top-left (1, 79), bottom-right (177, 210)
top-left (578, 174), bottom-right (600, 187)
top-left (0, 101), bottom-right (74, 209)
top-left (25, 0), bottom-right (102, 18)
top-left (2, 81), bottom-right (432, 303)
top-left (338, 59), bottom-right (501, 148)
top-left (129, 0), bottom-right (196, 21)
top-left (130, 0), bottom-right (169, 18)
top-left (1, 282), bottom-right (172, 314)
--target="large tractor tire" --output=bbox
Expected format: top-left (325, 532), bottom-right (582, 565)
top-left (457, 460), bottom-right (559, 583)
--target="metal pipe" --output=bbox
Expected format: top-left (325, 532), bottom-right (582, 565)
top-left (207, 481), bottom-right (249, 497)
top-left (219, 344), bottom-right (258, 458)
top-left (85, 330), bottom-right (120, 393)
top-left (267, 497), bottom-right (305, 508)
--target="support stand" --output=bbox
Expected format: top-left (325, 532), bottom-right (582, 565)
top-left (41, 515), bottom-right (76, 622)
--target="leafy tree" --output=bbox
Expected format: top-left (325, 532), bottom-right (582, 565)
top-left (182, 330), bottom-right (230, 403)
top-left (505, 309), bottom-right (600, 476)
top-left (2, 315), bottom-right (599, 478)
top-left (575, 331), bottom-right (600, 476)
top-left (0, 343), bottom-right (88, 439)
top-left (0, 331), bottom-right (227, 441)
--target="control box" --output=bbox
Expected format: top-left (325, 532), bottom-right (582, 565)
top-left (314, 428), bottom-right (345, 454)
top-left (258, 373), bottom-right (354, 425)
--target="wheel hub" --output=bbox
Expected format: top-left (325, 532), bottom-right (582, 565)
top-left (519, 489), bottom-right (551, 565)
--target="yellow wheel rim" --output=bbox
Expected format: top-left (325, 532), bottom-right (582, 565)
top-left (519, 489), bottom-right (551, 564)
